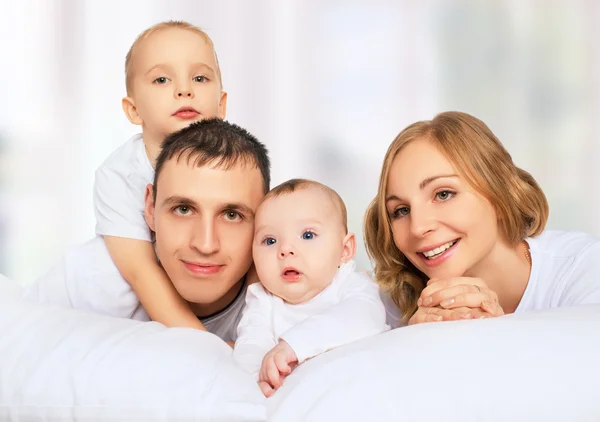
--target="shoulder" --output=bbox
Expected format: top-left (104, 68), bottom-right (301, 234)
top-left (529, 230), bottom-right (600, 260)
top-left (96, 134), bottom-right (147, 175)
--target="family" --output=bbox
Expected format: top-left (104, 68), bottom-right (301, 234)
top-left (24, 21), bottom-right (600, 397)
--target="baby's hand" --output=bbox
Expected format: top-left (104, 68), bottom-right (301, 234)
top-left (258, 340), bottom-right (298, 397)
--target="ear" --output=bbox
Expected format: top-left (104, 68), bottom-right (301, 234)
top-left (218, 91), bottom-right (228, 119)
top-left (122, 96), bottom-right (144, 126)
top-left (340, 232), bottom-right (357, 264)
top-left (144, 184), bottom-right (156, 232)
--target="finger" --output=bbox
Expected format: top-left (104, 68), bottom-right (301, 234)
top-left (267, 359), bottom-right (282, 388)
top-left (420, 277), bottom-right (487, 305)
top-left (274, 353), bottom-right (291, 374)
top-left (481, 300), bottom-right (505, 316)
top-left (421, 284), bottom-right (478, 307)
top-left (439, 292), bottom-right (494, 309)
top-left (258, 380), bottom-right (274, 398)
top-left (408, 307), bottom-right (443, 325)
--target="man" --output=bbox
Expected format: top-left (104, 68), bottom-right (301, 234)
top-left (23, 119), bottom-right (270, 343)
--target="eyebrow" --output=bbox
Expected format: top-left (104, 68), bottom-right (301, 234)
top-left (254, 219), bottom-right (324, 236)
top-left (385, 174), bottom-right (459, 203)
top-left (145, 62), bottom-right (215, 76)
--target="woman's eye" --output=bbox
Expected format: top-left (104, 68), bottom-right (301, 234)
top-left (302, 231), bottom-right (315, 240)
top-left (435, 190), bottom-right (455, 201)
top-left (392, 207), bottom-right (410, 219)
top-left (153, 77), bottom-right (168, 84)
top-left (263, 237), bottom-right (276, 246)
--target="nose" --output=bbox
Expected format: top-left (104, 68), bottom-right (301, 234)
top-left (409, 205), bottom-right (438, 238)
top-left (278, 243), bottom-right (295, 259)
top-left (174, 80), bottom-right (194, 99)
top-left (190, 217), bottom-right (220, 255)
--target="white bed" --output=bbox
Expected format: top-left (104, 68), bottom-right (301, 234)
top-left (1, 274), bottom-right (599, 421)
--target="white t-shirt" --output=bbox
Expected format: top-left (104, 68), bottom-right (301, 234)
top-left (516, 230), bottom-right (600, 311)
top-left (94, 134), bottom-right (154, 241)
top-left (233, 261), bottom-right (390, 378)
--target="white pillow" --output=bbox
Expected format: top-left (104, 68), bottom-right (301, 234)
top-left (0, 277), bottom-right (265, 421)
top-left (267, 305), bottom-right (600, 422)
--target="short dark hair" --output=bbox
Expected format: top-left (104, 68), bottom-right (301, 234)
top-left (153, 119), bottom-right (271, 201)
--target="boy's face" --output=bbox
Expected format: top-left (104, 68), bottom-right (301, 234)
top-left (253, 187), bottom-right (354, 304)
top-left (125, 28), bottom-right (226, 141)
top-left (145, 158), bottom-right (264, 315)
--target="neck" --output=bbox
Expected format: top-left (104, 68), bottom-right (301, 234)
top-left (464, 239), bottom-right (531, 314)
top-left (188, 278), bottom-right (245, 318)
top-left (141, 130), bottom-right (164, 168)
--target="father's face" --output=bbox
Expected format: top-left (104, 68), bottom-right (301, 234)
top-left (144, 157), bottom-right (264, 309)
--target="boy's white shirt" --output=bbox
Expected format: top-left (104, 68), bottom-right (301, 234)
top-left (94, 134), bottom-right (154, 241)
top-left (233, 261), bottom-right (390, 378)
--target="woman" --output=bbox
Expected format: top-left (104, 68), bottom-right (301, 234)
top-left (364, 111), bottom-right (600, 326)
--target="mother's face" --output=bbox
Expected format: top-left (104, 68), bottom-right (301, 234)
top-left (384, 138), bottom-right (500, 280)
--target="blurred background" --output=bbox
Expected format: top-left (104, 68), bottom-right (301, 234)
top-left (1, 0), bottom-right (599, 283)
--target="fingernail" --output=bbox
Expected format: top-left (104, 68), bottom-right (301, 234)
top-left (461, 313), bottom-right (472, 319)
top-left (417, 298), bottom-right (423, 306)
top-left (440, 298), bottom-right (455, 307)
top-left (436, 316), bottom-right (443, 321)
top-left (482, 300), bottom-right (492, 309)
top-left (423, 297), bottom-right (433, 306)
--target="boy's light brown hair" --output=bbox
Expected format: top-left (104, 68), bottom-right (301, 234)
top-left (264, 179), bottom-right (348, 234)
top-left (124, 20), bottom-right (223, 95)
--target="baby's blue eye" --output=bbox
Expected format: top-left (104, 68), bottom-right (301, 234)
top-left (302, 231), bottom-right (315, 240)
top-left (264, 237), bottom-right (276, 246)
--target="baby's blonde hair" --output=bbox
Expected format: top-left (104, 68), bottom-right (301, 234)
top-left (264, 179), bottom-right (348, 234)
top-left (124, 20), bottom-right (222, 94)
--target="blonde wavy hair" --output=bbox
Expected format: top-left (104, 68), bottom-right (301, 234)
top-left (364, 111), bottom-right (549, 324)
top-left (125, 20), bottom-right (222, 94)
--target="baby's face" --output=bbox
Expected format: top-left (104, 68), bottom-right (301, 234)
top-left (127, 27), bottom-right (226, 139)
top-left (253, 187), bottom-right (347, 304)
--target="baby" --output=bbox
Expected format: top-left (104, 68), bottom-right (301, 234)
top-left (94, 21), bottom-right (227, 329)
top-left (233, 179), bottom-right (389, 397)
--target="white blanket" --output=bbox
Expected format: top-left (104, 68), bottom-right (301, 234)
top-left (2, 274), bottom-right (599, 421)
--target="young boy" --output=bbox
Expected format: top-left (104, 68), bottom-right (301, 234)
top-left (94, 21), bottom-right (227, 329)
top-left (233, 179), bottom-right (389, 397)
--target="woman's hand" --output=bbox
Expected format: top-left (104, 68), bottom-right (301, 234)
top-left (418, 277), bottom-right (505, 317)
top-left (408, 305), bottom-right (491, 325)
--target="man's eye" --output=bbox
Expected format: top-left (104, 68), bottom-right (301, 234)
top-left (153, 77), bottom-right (169, 84)
top-left (193, 75), bottom-right (208, 83)
top-left (224, 211), bottom-right (241, 221)
top-left (175, 206), bottom-right (190, 215)
top-left (263, 237), bottom-right (276, 246)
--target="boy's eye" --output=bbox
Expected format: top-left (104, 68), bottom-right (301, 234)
top-left (302, 231), bottom-right (316, 240)
top-left (153, 77), bottom-right (169, 84)
top-left (193, 75), bottom-right (208, 83)
top-left (263, 237), bottom-right (276, 246)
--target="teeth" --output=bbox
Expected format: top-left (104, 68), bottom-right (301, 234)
top-left (423, 240), bottom-right (457, 259)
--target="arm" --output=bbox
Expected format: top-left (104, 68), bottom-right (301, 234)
top-left (94, 158), bottom-right (203, 329)
top-left (233, 284), bottom-right (277, 377)
top-left (280, 272), bottom-right (389, 363)
top-left (103, 236), bottom-right (204, 329)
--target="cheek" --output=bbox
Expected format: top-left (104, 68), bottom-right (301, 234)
top-left (391, 221), bottom-right (409, 252)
